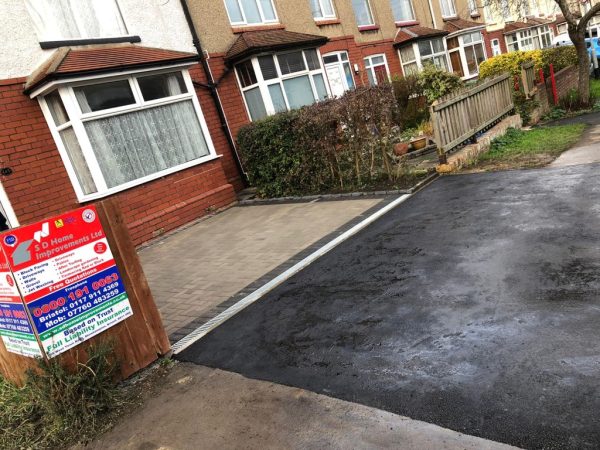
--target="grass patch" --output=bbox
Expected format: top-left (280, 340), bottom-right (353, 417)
top-left (0, 342), bottom-right (127, 450)
top-left (467, 124), bottom-right (585, 171)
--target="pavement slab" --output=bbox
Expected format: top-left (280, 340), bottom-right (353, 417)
top-left (178, 164), bottom-right (600, 450)
top-left (83, 363), bottom-right (519, 450)
top-left (139, 198), bottom-right (384, 341)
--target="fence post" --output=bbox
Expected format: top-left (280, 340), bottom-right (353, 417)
top-left (539, 68), bottom-right (545, 84)
top-left (549, 63), bottom-right (558, 105)
top-left (430, 103), bottom-right (447, 164)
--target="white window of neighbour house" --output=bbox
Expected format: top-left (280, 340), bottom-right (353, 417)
top-left (25, 0), bottom-right (128, 42)
top-left (391, 0), bottom-right (415, 23)
top-left (323, 51), bottom-right (355, 97)
top-left (224, 0), bottom-right (278, 26)
top-left (398, 38), bottom-right (449, 75)
top-left (506, 29), bottom-right (536, 52)
top-left (439, 0), bottom-right (457, 18)
top-left (352, 0), bottom-right (376, 26)
top-left (38, 69), bottom-right (217, 201)
top-left (538, 25), bottom-right (553, 48)
top-left (364, 54), bottom-right (390, 85)
top-left (311, 0), bottom-right (336, 20)
top-left (461, 32), bottom-right (486, 77)
top-left (468, 0), bottom-right (478, 16)
top-left (236, 49), bottom-right (329, 121)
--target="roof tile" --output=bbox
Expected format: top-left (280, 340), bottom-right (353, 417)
top-left (25, 45), bottom-right (198, 94)
top-left (394, 25), bottom-right (448, 46)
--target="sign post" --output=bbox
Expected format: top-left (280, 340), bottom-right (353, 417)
top-left (1, 206), bottom-right (133, 358)
top-left (0, 200), bottom-right (170, 385)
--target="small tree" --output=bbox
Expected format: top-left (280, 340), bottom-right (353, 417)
top-left (485, 0), bottom-right (597, 105)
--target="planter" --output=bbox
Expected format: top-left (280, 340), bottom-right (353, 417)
top-left (410, 136), bottom-right (428, 151)
top-left (394, 142), bottom-right (410, 156)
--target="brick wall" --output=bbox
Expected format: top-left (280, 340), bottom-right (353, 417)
top-left (483, 29), bottom-right (508, 56)
top-left (530, 65), bottom-right (579, 123)
top-left (0, 63), bottom-right (239, 246)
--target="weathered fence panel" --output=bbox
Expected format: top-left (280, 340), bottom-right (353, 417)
top-left (521, 61), bottom-right (537, 98)
top-left (431, 73), bottom-right (514, 162)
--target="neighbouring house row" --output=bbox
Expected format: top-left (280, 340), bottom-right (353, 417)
top-left (0, 0), bottom-right (581, 246)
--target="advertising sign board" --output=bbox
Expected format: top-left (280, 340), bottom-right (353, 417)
top-left (0, 206), bottom-right (133, 358)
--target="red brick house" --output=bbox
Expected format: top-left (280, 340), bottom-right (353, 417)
top-left (0, 0), bottom-right (243, 245)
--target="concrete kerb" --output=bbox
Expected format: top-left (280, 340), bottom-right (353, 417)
top-left (171, 192), bottom-right (416, 354)
top-left (237, 172), bottom-right (439, 206)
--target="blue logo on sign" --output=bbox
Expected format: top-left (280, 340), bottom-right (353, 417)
top-left (4, 235), bottom-right (17, 247)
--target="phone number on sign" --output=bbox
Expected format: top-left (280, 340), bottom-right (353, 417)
top-left (32, 273), bottom-right (120, 319)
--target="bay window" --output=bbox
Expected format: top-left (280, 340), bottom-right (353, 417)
top-left (311, 0), bottom-right (336, 20)
top-left (236, 49), bottom-right (329, 121)
top-left (391, 0), bottom-right (415, 23)
top-left (418, 39), bottom-right (448, 71)
top-left (352, 0), bottom-right (375, 27)
top-left (224, 0), bottom-right (278, 26)
top-left (398, 38), bottom-right (449, 75)
top-left (447, 32), bottom-right (486, 79)
top-left (364, 55), bottom-right (390, 86)
top-left (39, 69), bottom-right (217, 200)
top-left (25, 0), bottom-right (128, 42)
top-left (439, 0), bottom-right (457, 18)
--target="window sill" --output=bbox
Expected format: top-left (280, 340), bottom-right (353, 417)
top-left (76, 154), bottom-right (222, 203)
top-left (315, 19), bottom-right (342, 26)
top-left (358, 25), bottom-right (380, 32)
top-left (39, 35), bottom-right (141, 50)
top-left (470, 13), bottom-right (481, 18)
top-left (395, 20), bottom-right (419, 27)
top-left (231, 24), bottom-right (285, 34)
top-left (442, 16), bottom-right (459, 21)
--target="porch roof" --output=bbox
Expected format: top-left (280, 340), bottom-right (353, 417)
top-left (393, 25), bottom-right (448, 47)
top-left (24, 45), bottom-right (198, 95)
top-left (444, 18), bottom-right (486, 34)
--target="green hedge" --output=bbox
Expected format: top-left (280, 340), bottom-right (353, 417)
top-left (237, 85), bottom-right (400, 198)
top-left (479, 46), bottom-right (578, 79)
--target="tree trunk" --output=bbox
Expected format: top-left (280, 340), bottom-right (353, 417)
top-left (569, 28), bottom-right (591, 106)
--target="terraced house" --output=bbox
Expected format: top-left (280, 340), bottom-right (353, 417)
top-left (0, 0), bottom-right (243, 245)
top-left (185, 0), bottom-right (491, 135)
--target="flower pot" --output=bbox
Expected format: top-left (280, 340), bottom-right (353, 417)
top-left (394, 142), bottom-right (410, 156)
top-left (410, 137), bottom-right (427, 151)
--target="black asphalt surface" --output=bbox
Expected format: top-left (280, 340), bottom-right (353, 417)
top-left (179, 165), bottom-right (600, 450)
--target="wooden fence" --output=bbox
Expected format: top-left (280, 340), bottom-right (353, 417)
top-left (521, 61), bottom-right (537, 98)
top-left (430, 73), bottom-right (514, 162)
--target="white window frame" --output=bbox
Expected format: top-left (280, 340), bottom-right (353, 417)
top-left (235, 49), bottom-right (331, 120)
top-left (439, 0), bottom-right (457, 18)
top-left (452, 31), bottom-right (487, 79)
top-left (363, 54), bottom-right (391, 86)
top-left (491, 38), bottom-right (502, 56)
top-left (36, 65), bottom-right (219, 202)
top-left (311, 0), bottom-right (337, 20)
top-left (224, 0), bottom-right (279, 26)
top-left (506, 28), bottom-right (537, 52)
top-left (352, 0), bottom-right (376, 27)
top-left (25, 0), bottom-right (131, 43)
top-left (468, 0), bottom-right (478, 16)
top-left (399, 38), bottom-right (449, 74)
top-left (390, 0), bottom-right (416, 23)
top-left (538, 25), bottom-right (553, 48)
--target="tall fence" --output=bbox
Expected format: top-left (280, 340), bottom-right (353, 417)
top-left (430, 73), bottom-right (514, 162)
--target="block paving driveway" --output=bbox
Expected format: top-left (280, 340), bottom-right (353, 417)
top-left (179, 164), bottom-right (600, 450)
